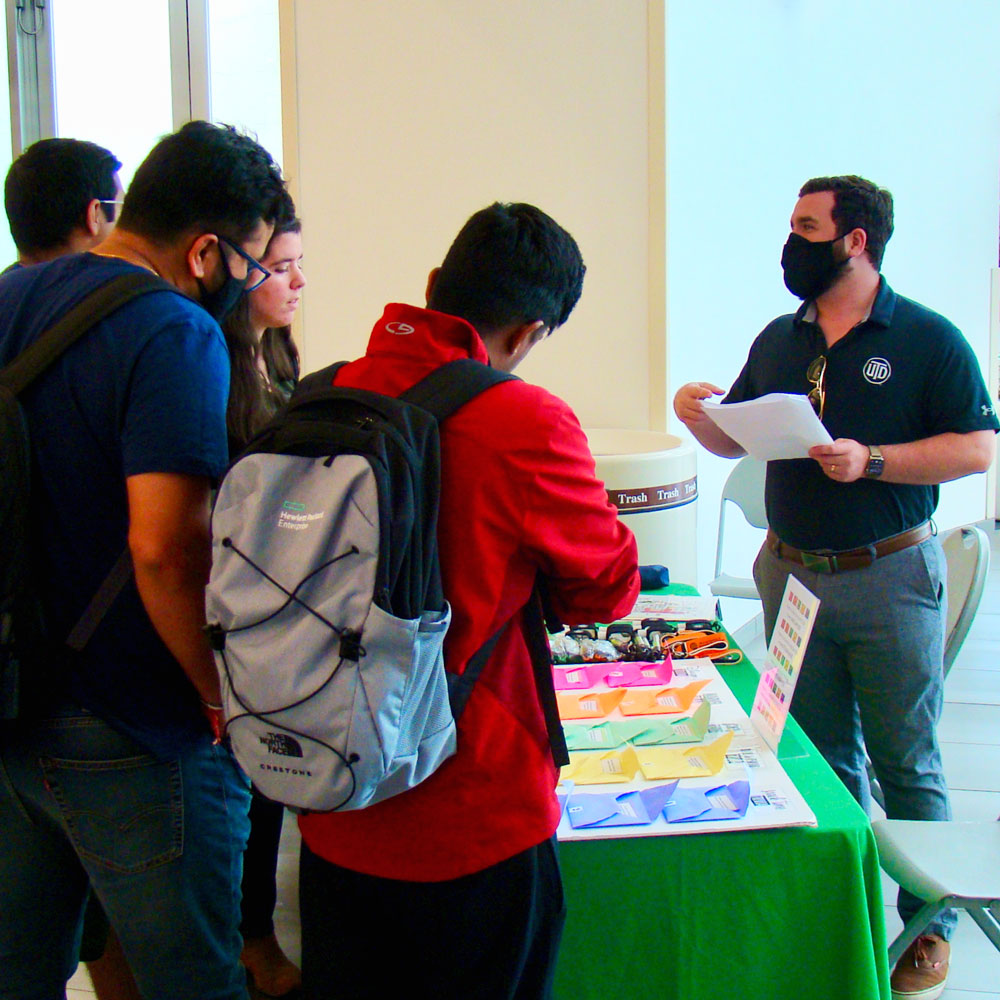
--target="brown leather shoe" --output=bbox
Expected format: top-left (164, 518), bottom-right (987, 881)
top-left (890, 934), bottom-right (950, 1000)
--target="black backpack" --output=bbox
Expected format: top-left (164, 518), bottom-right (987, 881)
top-left (0, 270), bottom-right (174, 719)
top-left (205, 358), bottom-right (568, 811)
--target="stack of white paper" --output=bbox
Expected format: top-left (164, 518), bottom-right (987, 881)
top-left (702, 393), bottom-right (832, 461)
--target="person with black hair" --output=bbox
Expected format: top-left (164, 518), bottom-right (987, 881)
top-left (4, 137), bottom-right (123, 265)
top-left (675, 175), bottom-right (997, 1000)
top-left (296, 202), bottom-right (639, 1000)
top-left (4, 135), bottom-right (141, 1000)
top-left (0, 120), bottom-right (288, 1000)
top-left (223, 208), bottom-right (305, 1000)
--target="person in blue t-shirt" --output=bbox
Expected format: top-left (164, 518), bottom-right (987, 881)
top-left (5, 134), bottom-right (143, 1000)
top-left (5, 132), bottom-right (142, 1000)
top-left (0, 120), bottom-right (288, 1000)
top-left (674, 175), bottom-right (998, 1000)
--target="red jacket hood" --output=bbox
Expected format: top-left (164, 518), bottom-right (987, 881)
top-left (366, 303), bottom-right (491, 367)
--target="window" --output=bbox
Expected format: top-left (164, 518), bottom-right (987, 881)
top-left (51, 0), bottom-right (174, 187)
top-left (6, 0), bottom-right (283, 188)
top-left (208, 0), bottom-right (283, 169)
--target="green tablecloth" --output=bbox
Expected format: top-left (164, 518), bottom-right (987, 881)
top-left (554, 600), bottom-right (891, 1000)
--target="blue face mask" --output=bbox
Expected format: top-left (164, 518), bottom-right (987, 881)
top-left (780, 232), bottom-right (849, 300)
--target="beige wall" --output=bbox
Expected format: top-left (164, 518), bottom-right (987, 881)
top-left (282, 0), bottom-right (666, 432)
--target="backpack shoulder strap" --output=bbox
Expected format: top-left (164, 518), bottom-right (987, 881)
top-left (291, 361), bottom-right (349, 402)
top-left (400, 358), bottom-right (519, 422)
top-left (448, 576), bottom-right (569, 767)
top-left (522, 582), bottom-right (570, 767)
top-left (0, 269), bottom-right (177, 654)
top-left (65, 548), bottom-right (134, 653)
top-left (0, 270), bottom-right (175, 396)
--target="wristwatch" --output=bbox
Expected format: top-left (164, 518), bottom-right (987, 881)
top-left (864, 445), bottom-right (884, 479)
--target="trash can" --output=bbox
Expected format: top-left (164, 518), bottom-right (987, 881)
top-left (585, 429), bottom-right (698, 586)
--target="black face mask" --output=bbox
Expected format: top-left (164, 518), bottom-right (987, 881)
top-left (196, 245), bottom-right (245, 322)
top-left (781, 232), bottom-right (849, 301)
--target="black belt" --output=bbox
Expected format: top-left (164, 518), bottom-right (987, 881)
top-left (766, 522), bottom-right (933, 574)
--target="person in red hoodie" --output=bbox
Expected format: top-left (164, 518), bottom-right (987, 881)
top-left (297, 202), bottom-right (639, 1000)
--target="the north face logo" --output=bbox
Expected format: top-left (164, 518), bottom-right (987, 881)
top-left (862, 358), bottom-right (891, 384)
top-left (259, 732), bottom-right (304, 758)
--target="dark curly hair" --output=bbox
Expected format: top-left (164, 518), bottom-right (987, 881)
top-left (428, 202), bottom-right (585, 335)
top-left (799, 175), bottom-right (894, 270)
top-left (117, 121), bottom-right (287, 244)
top-left (4, 138), bottom-right (121, 254)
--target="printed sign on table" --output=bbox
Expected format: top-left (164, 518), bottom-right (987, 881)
top-left (750, 575), bottom-right (820, 752)
top-left (624, 593), bottom-right (719, 622)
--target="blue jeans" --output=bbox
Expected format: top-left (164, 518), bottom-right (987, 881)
top-left (0, 703), bottom-right (252, 1000)
top-left (754, 535), bottom-right (956, 940)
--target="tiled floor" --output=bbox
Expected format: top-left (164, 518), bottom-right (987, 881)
top-left (69, 521), bottom-right (1000, 997)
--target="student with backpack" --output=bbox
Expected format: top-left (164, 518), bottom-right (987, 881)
top-left (222, 207), bottom-right (306, 1000)
top-left (0, 121), bottom-right (288, 1000)
top-left (3, 135), bottom-right (144, 1000)
top-left (289, 202), bottom-right (639, 998)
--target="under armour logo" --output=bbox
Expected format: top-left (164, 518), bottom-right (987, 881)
top-left (982, 404), bottom-right (995, 417)
top-left (862, 357), bottom-right (891, 385)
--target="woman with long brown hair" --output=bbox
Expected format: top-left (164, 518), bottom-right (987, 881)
top-left (225, 215), bottom-right (304, 450)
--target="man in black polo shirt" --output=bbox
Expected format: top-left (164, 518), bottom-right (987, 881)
top-left (675, 175), bottom-right (997, 1000)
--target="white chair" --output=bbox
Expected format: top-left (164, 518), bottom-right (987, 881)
top-left (708, 456), bottom-right (768, 600)
top-left (873, 819), bottom-right (1000, 965)
top-left (940, 524), bottom-right (991, 676)
top-left (868, 523), bottom-right (991, 810)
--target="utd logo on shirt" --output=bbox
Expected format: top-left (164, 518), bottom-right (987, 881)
top-left (862, 357), bottom-right (891, 384)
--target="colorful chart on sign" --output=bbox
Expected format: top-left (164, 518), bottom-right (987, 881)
top-left (751, 576), bottom-right (820, 752)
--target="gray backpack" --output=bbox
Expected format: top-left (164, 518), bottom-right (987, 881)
top-left (205, 359), bottom-right (568, 812)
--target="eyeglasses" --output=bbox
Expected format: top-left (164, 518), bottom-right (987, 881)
top-left (218, 235), bottom-right (271, 291)
top-left (807, 355), bottom-right (827, 419)
top-left (97, 199), bottom-right (124, 222)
